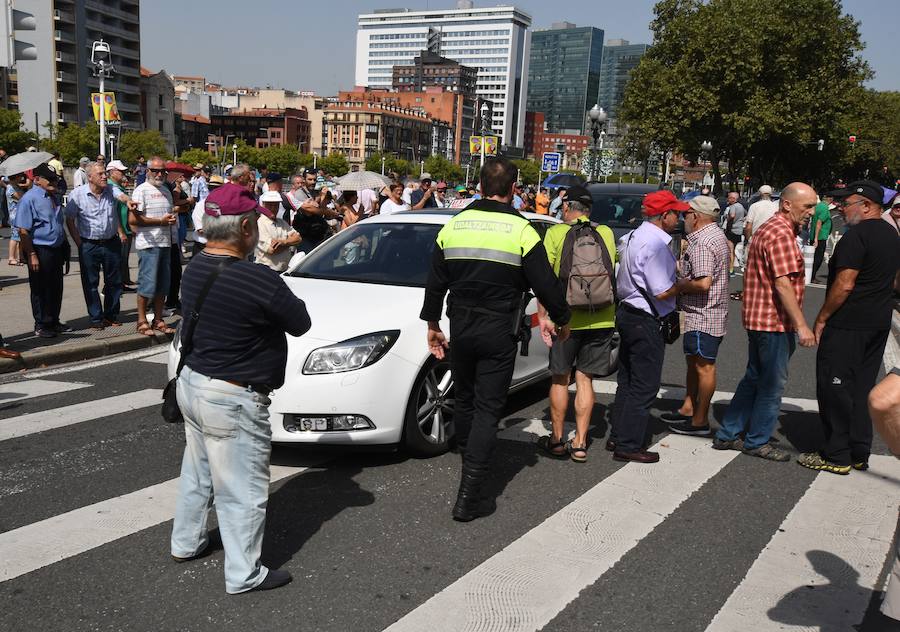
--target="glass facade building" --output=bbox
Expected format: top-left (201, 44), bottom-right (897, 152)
top-left (527, 24), bottom-right (604, 135)
top-left (598, 40), bottom-right (648, 119)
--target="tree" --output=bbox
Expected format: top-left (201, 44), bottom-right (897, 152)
top-left (834, 90), bottom-right (900, 183)
top-left (365, 152), bottom-right (410, 177)
top-left (512, 159), bottom-right (540, 185)
top-left (256, 144), bottom-right (304, 176)
top-left (177, 148), bottom-right (216, 169)
top-left (118, 130), bottom-right (170, 165)
top-left (424, 155), bottom-right (464, 183)
top-left (42, 124), bottom-right (98, 166)
top-left (620, 0), bottom-right (871, 191)
top-left (319, 152), bottom-right (349, 177)
top-left (0, 110), bottom-right (36, 155)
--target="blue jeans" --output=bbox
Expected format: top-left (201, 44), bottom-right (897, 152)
top-left (78, 238), bottom-right (122, 324)
top-left (716, 330), bottom-right (796, 450)
top-left (136, 247), bottom-right (171, 299)
top-left (171, 366), bottom-right (273, 594)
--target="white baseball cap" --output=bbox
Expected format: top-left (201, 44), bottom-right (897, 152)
top-left (758, 185), bottom-right (773, 195)
top-left (106, 159), bottom-right (128, 172)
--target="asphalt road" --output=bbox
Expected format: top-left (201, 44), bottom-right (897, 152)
top-left (1, 283), bottom-right (899, 632)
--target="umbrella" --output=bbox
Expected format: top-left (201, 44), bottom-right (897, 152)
top-left (336, 170), bottom-right (393, 190)
top-left (542, 173), bottom-right (584, 189)
top-left (882, 187), bottom-right (897, 205)
top-left (164, 161), bottom-right (194, 175)
top-left (0, 151), bottom-right (54, 177)
top-left (681, 190), bottom-right (702, 201)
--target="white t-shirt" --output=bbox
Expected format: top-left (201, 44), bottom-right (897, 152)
top-left (746, 199), bottom-right (779, 236)
top-left (380, 199), bottom-right (410, 215)
top-left (401, 187), bottom-right (413, 205)
top-left (131, 182), bottom-right (174, 250)
top-left (254, 215), bottom-right (299, 272)
top-left (191, 197), bottom-right (207, 244)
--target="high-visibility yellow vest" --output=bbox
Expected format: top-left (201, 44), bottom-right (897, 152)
top-left (437, 208), bottom-right (540, 267)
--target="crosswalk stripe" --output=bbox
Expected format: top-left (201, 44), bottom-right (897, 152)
top-left (0, 389), bottom-right (162, 441)
top-left (382, 434), bottom-right (739, 632)
top-left (705, 455), bottom-right (900, 630)
top-left (582, 380), bottom-right (819, 413)
top-left (140, 352), bottom-right (170, 365)
top-left (0, 462), bottom-right (318, 583)
top-left (0, 379), bottom-right (90, 406)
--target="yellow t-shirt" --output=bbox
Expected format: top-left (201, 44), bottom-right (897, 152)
top-left (543, 216), bottom-right (617, 330)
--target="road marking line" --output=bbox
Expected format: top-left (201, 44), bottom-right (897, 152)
top-left (383, 435), bottom-right (739, 632)
top-left (883, 330), bottom-right (899, 376)
top-left (705, 456), bottom-right (900, 631)
top-left (0, 346), bottom-right (168, 381)
top-left (139, 352), bottom-right (170, 365)
top-left (0, 389), bottom-right (162, 441)
top-left (0, 379), bottom-right (90, 406)
top-left (0, 462), bottom-right (318, 583)
top-left (578, 380), bottom-right (819, 413)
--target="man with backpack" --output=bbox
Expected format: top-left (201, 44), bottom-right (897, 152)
top-left (538, 186), bottom-right (617, 463)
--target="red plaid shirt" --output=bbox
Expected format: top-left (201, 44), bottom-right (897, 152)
top-left (742, 212), bottom-right (805, 332)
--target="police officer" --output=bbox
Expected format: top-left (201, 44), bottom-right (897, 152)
top-left (420, 157), bottom-right (571, 522)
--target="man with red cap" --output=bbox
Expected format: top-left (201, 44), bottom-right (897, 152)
top-left (170, 182), bottom-right (312, 594)
top-left (609, 189), bottom-right (690, 463)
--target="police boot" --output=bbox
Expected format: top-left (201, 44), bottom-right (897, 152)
top-left (452, 463), bottom-right (494, 522)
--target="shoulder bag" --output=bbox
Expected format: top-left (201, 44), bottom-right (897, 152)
top-left (624, 232), bottom-right (680, 345)
top-left (161, 256), bottom-right (238, 423)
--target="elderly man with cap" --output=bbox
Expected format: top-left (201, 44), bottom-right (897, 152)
top-left (14, 164), bottom-right (67, 338)
top-left (714, 182), bottom-right (818, 462)
top-left (73, 157), bottom-right (89, 188)
top-left (255, 190), bottom-right (301, 271)
top-left (797, 181), bottom-right (900, 475)
top-left (65, 161), bottom-right (134, 328)
top-left (538, 185), bottom-right (617, 462)
top-left (661, 195), bottom-right (731, 436)
top-left (189, 164), bottom-right (209, 207)
top-left (171, 182), bottom-right (311, 594)
top-left (610, 189), bottom-right (691, 463)
top-left (410, 172), bottom-right (438, 209)
top-left (106, 160), bottom-right (136, 290)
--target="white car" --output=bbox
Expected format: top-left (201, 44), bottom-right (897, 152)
top-left (170, 210), bottom-right (560, 457)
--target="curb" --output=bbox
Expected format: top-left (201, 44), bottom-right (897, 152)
top-left (0, 331), bottom-right (174, 374)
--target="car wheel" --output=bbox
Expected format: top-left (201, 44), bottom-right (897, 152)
top-left (403, 358), bottom-right (454, 457)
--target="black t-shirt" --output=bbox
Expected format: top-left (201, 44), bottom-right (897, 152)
top-left (292, 210), bottom-right (330, 244)
top-left (826, 219), bottom-right (900, 330)
top-left (410, 188), bottom-right (438, 208)
top-left (181, 253), bottom-right (311, 388)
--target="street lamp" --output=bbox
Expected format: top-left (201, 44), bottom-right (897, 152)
top-left (480, 101), bottom-right (491, 170)
top-left (588, 104), bottom-right (608, 182)
top-left (108, 133), bottom-right (116, 161)
top-left (700, 140), bottom-right (712, 188)
top-left (313, 151), bottom-right (318, 170)
top-left (91, 39), bottom-right (114, 159)
top-left (381, 155), bottom-right (386, 175)
top-left (232, 143), bottom-right (237, 167)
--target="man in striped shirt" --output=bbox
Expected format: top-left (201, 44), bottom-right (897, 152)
top-left (713, 183), bottom-right (817, 462)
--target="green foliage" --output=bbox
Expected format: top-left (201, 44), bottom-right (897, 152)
top-left (620, 0), bottom-right (872, 189)
top-left (177, 148), bottom-right (215, 169)
top-left (512, 159), bottom-right (541, 185)
top-left (256, 145), bottom-right (305, 176)
top-left (365, 152), bottom-right (411, 177)
top-left (424, 155), bottom-right (464, 183)
top-left (319, 152), bottom-right (349, 177)
top-left (118, 130), bottom-right (170, 165)
top-left (836, 90), bottom-right (900, 182)
top-left (42, 124), bottom-right (98, 166)
top-left (0, 110), bottom-right (36, 155)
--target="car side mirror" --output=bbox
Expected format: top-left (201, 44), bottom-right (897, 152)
top-left (285, 251), bottom-right (307, 275)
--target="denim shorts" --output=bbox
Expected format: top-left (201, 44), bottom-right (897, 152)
top-left (683, 330), bottom-right (723, 362)
top-left (137, 246), bottom-right (171, 299)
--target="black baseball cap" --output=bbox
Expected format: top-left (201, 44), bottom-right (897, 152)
top-left (563, 185), bottom-right (593, 208)
top-left (826, 179), bottom-right (883, 204)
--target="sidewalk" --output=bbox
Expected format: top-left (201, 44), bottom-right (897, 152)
top-left (0, 227), bottom-right (183, 373)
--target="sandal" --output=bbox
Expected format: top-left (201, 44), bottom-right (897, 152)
top-left (136, 321), bottom-right (153, 336)
top-left (152, 320), bottom-right (176, 335)
top-left (567, 440), bottom-right (589, 463)
top-left (538, 435), bottom-right (568, 458)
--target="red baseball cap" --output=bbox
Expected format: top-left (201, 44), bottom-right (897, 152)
top-left (204, 182), bottom-right (273, 219)
top-left (642, 190), bottom-right (691, 216)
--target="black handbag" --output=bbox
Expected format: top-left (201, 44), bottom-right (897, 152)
top-left (624, 232), bottom-right (681, 345)
top-left (161, 256), bottom-right (238, 423)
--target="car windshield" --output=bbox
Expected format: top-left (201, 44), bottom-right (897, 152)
top-left (291, 222), bottom-right (440, 287)
top-left (589, 194), bottom-right (646, 226)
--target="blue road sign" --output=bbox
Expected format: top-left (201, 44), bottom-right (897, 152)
top-left (541, 152), bottom-right (561, 173)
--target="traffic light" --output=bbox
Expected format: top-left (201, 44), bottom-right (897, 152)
top-left (0, 4), bottom-right (37, 67)
top-left (848, 135), bottom-right (857, 144)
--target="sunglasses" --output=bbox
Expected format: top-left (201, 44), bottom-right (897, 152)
top-left (148, 168), bottom-right (167, 173)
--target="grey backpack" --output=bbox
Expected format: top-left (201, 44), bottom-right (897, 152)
top-left (558, 222), bottom-right (616, 312)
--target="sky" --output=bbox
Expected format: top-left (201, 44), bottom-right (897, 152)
top-left (140, 0), bottom-right (899, 95)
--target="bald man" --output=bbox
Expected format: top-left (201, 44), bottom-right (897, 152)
top-left (714, 182), bottom-right (817, 462)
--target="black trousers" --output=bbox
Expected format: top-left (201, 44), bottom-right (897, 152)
top-left (810, 240), bottom-right (827, 282)
top-left (816, 324), bottom-right (889, 465)
top-left (448, 307), bottom-right (518, 469)
top-left (28, 244), bottom-right (66, 331)
top-left (165, 245), bottom-right (183, 309)
top-left (611, 305), bottom-right (666, 453)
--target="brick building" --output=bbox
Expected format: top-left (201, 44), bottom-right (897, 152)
top-left (210, 107), bottom-right (311, 151)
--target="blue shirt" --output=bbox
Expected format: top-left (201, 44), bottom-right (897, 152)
top-left (14, 186), bottom-right (65, 247)
top-left (513, 194), bottom-right (524, 210)
top-left (65, 184), bottom-right (120, 240)
top-left (616, 220), bottom-right (677, 316)
top-left (190, 176), bottom-right (208, 201)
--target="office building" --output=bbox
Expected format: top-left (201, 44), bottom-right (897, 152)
top-left (598, 39), bottom-right (648, 119)
top-left (527, 23), bottom-right (604, 135)
top-left (14, 0), bottom-right (143, 133)
top-left (355, 2), bottom-right (531, 146)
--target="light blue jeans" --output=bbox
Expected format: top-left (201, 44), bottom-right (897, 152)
top-left (716, 330), bottom-right (796, 450)
top-left (171, 365), bottom-right (273, 594)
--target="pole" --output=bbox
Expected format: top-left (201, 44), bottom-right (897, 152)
top-left (465, 162), bottom-right (470, 185)
top-left (381, 156), bottom-right (385, 175)
top-left (313, 152), bottom-right (317, 170)
top-left (34, 112), bottom-right (39, 149)
top-left (600, 131), bottom-right (607, 184)
top-left (99, 64), bottom-right (106, 159)
top-left (420, 160), bottom-right (424, 177)
top-left (232, 145), bottom-right (237, 167)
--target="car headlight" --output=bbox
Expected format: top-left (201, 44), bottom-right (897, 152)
top-left (302, 330), bottom-right (400, 375)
